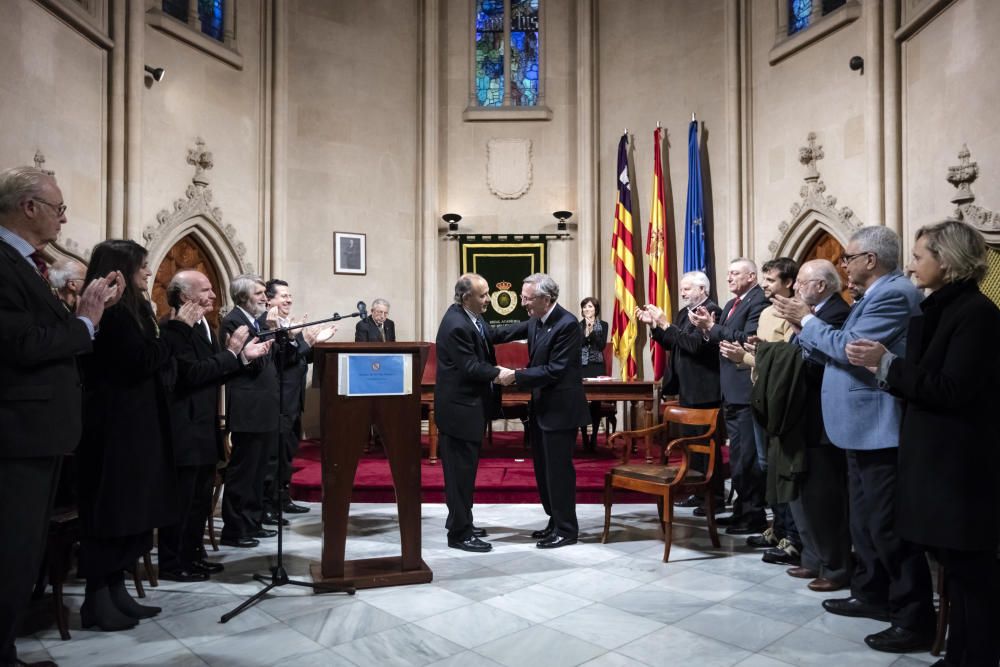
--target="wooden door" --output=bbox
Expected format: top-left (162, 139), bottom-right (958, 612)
top-left (152, 235), bottom-right (225, 332)
top-left (801, 230), bottom-right (852, 303)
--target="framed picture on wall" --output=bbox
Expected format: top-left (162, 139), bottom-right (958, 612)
top-left (334, 232), bottom-right (366, 275)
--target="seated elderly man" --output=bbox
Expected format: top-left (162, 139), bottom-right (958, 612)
top-left (355, 298), bottom-right (396, 342)
top-left (49, 258), bottom-right (86, 311)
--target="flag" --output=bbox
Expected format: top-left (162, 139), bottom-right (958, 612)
top-left (646, 126), bottom-right (672, 381)
top-left (683, 119), bottom-right (707, 273)
top-left (610, 133), bottom-right (638, 381)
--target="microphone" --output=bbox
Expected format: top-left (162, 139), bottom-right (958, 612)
top-left (357, 301), bottom-right (368, 320)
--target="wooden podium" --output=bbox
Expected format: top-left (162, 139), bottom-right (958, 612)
top-left (309, 342), bottom-right (432, 589)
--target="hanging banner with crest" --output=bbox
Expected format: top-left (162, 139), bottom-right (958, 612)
top-left (457, 236), bottom-right (547, 328)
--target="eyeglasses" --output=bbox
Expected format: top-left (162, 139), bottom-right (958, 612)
top-left (795, 278), bottom-right (823, 285)
top-left (839, 251), bottom-right (873, 266)
top-left (32, 198), bottom-right (67, 216)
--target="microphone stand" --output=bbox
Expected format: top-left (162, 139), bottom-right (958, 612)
top-left (221, 311), bottom-right (360, 623)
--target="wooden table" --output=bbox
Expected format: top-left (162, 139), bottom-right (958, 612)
top-left (421, 380), bottom-right (657, 463)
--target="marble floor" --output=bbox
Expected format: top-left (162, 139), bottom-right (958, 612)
top-left (20, 502), bottom-right (943, 667)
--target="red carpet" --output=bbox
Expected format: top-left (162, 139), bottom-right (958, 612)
top-left (290, 433), bottom-right (665, 504)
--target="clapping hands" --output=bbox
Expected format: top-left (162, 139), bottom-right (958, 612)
top-left (494, 366), bottom-right (516, 386)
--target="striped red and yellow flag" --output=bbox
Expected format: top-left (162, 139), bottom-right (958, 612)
top-left (610, 133), bottom-right (638, 380)
top-left (646, 126), bottom-right (673, 381)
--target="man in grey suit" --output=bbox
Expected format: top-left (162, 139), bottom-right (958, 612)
top-left (772, 226), bottom-right (935, 653)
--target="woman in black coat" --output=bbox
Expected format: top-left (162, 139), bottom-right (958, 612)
top-left (847, 219), bottom-right (1000, 666)
top-left (579, 297), bottom-right (609, 450)
top-left (77, 240), bottom-right (202, 631)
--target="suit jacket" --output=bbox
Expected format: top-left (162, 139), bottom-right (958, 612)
top-left (220, 308), bottom-right (279, 433)
top-left (493, 303), bottom-right (589, 431)
top-left (256, 314), bottom-right (312, 417)
top-left (161, 319), bottom-right (242, 466)
top-left (797, 271), bottom-right (922, 450)
top-left (579, 318), bottom-right (608, 369)
top-left (652, 300), bottom-right (722, 406)
top-left (707, 285), bottom-right (769, 405)
top-left (355, 317), bottom-right (396, 342)
top-left (801, 292), bottom-right (851, 447)
top-left (433, 304), bottom-right (501, 442)
top-left (884, 281), bottom-right (1000, 551)
top-left (0, 239), bottom-right (92, 458)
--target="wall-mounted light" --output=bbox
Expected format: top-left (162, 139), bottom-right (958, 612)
top-left (849, 56), bottom-right (864, 75)
top-left (553, 210), bottom-right (573, 232)
top-left (442, 213), bottom-right (462, 232)
top-left (144, 65), bottom-right (166, 83)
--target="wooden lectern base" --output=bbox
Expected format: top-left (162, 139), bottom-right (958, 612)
top-left (310, 557), bottom-right (433, 590)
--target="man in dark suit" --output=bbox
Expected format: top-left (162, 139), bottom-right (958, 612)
top-left (434, 273), bottom-right (509, 552)
top-left (689, 258), bottom-right (769, 534)
top-left (158, 270), bottom-right (271, 580)
top-left (494, 273), bottom-right (590, 548)
top-left (219, 274), bottom-right (280, 547)
top-left (637, 270), bottom-right (723, 508)
top-left (782, 258), bottom-right (853, 592)
top-left (355, 298), bottom-right (395, 342)
top-left (0, 166), bottom-right (121, 667)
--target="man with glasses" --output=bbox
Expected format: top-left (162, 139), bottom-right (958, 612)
top-left (355, 298), bottom-right (395, 342)
top-left (0, 166), bottom-right (122, 667)
top-left (771, 227), bottom-right (935, 653)
top-left (49, 258), bottom-right (87, 311)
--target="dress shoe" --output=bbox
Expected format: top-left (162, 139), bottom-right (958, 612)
top-left (15, 660), bottom-right (59, 666)
top-left (673, 494), bottom-right (703, 508)
top-left (786, 566), bottom-right (819, 579)
top-left (158, 568), bottom-right (210, 583)
top-left (253, 528), bottom-right (278, 538)
top-left (693, 504), bottom-right (728, 518)
top-left (725, 521), bottom-right (769, 536)
top-left (537, 534), bottom-right (578, 549)
top-left (448, 535), bottom-right (493, 552)
top-left (193, 559), bottom-right (225, 574)
top-left (471, 526), bottom-right (488, 538)
top-left (109, 578), bottom-right (161, 619)
top-left (822, 596), bottom-right (890, 622)
top-left (261, 513), bottom-right (290, 526)
top-left (808, 577), bottom-right (847, 592)
top-left (864, 625), bottom-right (933, 653)
top-left (531, 525), bottom-right (555, 539)
top-left (80, 587), bottom-right (138, 631)
top-left (282, 501), bottom-right (310, 514)
top-left (761, 539), bottom-right (801, 565)
top-left (220, 536), bottom-right (260, 548)
top-left (746, 526), bottom-right (778, 549)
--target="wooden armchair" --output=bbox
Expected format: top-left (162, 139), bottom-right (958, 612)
top-left (601, 405), bottom-right (722, 562)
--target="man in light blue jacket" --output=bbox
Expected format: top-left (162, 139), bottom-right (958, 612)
top-left (772, 225), bottom-right (935, 654)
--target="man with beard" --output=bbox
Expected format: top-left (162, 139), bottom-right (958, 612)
top-left (219, 274), bottom-right (279, 547)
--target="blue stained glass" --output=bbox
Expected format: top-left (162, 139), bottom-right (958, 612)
top-left (476, 0), bottom-right (505, 106)
top-left (510, 0), bottom-right (539, 106)
top-left (199, 0), bottom-right (224, 42)
top-left (789, 0), bottom-right (812, 35)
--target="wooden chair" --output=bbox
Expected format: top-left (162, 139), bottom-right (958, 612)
top-left (601, 405), bottom-right (722, 562)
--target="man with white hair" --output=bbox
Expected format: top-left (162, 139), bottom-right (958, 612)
top-left (355, 297), bottom-right (395, 342)
top-left (49, 257), bottom-right (86, 310)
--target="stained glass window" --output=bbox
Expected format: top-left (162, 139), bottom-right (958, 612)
top-left (199, 0), bottom-right (224, 41)
top-left (475, 0), bottom-right (505, 107)
top-left (788, 0), bottom-right (812, 35)
top-left (474, 0), bottom-right (541, 108)
top-left (509, 0), bottom-right (539, 106)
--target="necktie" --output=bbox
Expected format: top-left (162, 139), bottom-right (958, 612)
top-left (474, 318), bottom-right (486, 340)
top-left (252, 318), bottom-right (260, 333)
top-left (198, 319), bottom-right (211, 341)
top-left (378, 325), bottom-right (385, 342)
top-left (30, 252), bottom-right (50, 284)
top-left (725, 296), bottom-right (742, 322)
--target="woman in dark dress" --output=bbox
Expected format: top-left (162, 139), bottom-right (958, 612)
top-left (579, 297), bottom-right (609, 450)
top-left (847, 220), bottom-right (1000, 666)
top-left (77, 240), bottom-right (202, 630)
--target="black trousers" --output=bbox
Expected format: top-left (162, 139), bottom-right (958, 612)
top-left (0, 456), bottom-right (60, 666)
top-left (530, 422), bottom-right (578, 538)
top-left (222, 431), bottom-right (273, 539)
top-left (159, 463), bottom-right (215, 570)
top-left (263, 414), bottom-right (299, 513)
top-left (725, 402), bottom-right (765, 524)
top-left (794, 443), bottom-right (851, 584)
top-left (936, 548), bottom-right (1000, 666)
top-left (439, 432), bottom-right (482, 541)
top-left (847, 448), bottom-right (934, 632)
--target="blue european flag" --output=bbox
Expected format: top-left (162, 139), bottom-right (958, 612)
top-left (683, 120), bottom-right (707, 274)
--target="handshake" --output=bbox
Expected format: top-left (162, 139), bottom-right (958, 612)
top-left (494, 366), bottom-right (517, 386)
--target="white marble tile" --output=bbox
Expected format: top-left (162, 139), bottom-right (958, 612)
top-left (488, 552), bottom-right (580, 582)
top-left (616, 625), bottom-right (752, 667)
top-left (760, 627), bottom-right (901, 667)
top-left (270, 648), bottom-right (359, 666)
top-left (474, 625), bottom-right (606, 667)
top-left (801, 610), bottom-right (892, 645)
top-left (189, 624), bottom-right (327, 667)
top-left (481, 582), bottom-right (593, 623)
top-left (414, 601), bottom-right (534, 648)
top-left (652, 567), bottom-right (757, 602)
top-left (331, 622), bottom-right (465, 667)
top-left (890, 655), bottom-right (940, 666)
top-left (132, 646), bottom-right (211, 666)
top-left (675, 604), bottom-right (798, 652)
top-left (578, 652), bottom-right (643, 667)
top-left (542, 602), bottom-right (664, 649)
top-left (539, 567), bottom-right (643, 602)
top-left (721, 584), bottom-right (827, 626)
top-left (602, 587), bottom-right (712, 624)
top-left (358, 583), bottom-right (474, 622)
top-left (425, 650), bottom-right (506, 666)
top-left (692, 551), bottom-right (793, 584)
top-left (45, 620), bottom-right (185, 667)
top-left (285, 599), bottom-right (407, 646)
top-left (734, 655), bottom-right (796, 666)
top-left (434, 569), bottom-right (534, 602)
top-left (155, 601), bottom-right (277, 648)
top-left (594, 554), bottom-right (682, 583)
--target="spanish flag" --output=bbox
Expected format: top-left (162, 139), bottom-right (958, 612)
top-left (610, 133), bottom-right (638, 380)
top-left (646, 126), bottom-right (672, 381)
